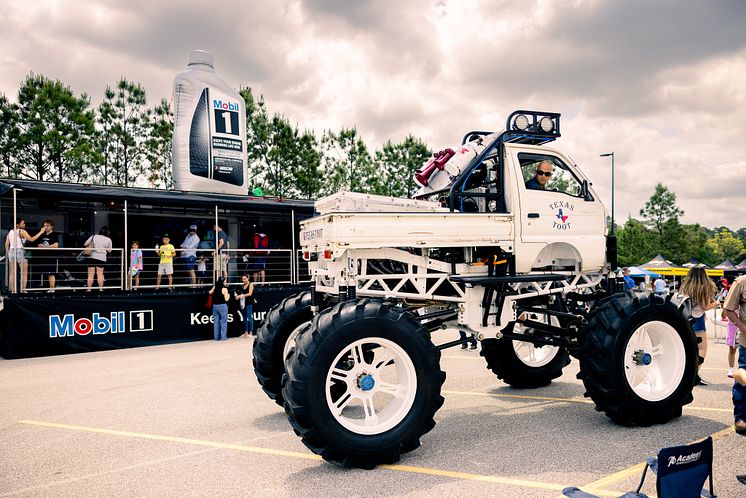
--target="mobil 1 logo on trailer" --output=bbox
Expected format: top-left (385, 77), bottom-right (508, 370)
top-left (49, 310), bottom-right (154, 337)
top-left (210, 88), bottom-right (245, 186)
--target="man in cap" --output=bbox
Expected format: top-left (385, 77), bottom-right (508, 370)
top-left (156, 234), bottom-right (176, 290)
top-left (181, 224), bottom-right (200, 288)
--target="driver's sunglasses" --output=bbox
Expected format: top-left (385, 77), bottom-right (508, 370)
top-left (536, 170), bottom-right (552, 177)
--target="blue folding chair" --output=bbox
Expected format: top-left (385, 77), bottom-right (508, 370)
top-left (563, 437), bottom-right (716, 498)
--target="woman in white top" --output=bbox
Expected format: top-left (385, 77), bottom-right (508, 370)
top-left (84, 226), bottom-right (113, 291)
top-left (4, 218), bottom-right (44, 292)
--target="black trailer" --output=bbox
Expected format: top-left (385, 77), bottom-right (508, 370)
top-left (0, 179), bottom-right (314, 358)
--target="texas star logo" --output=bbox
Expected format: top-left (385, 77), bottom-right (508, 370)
top-left (556, 208), bottom-right (569, 223)
top-left (549, 201), bottom-right (574, 230)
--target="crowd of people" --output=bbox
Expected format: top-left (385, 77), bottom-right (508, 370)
top-left (3, 218), bottom-right (277, 293)
top-left (622, 265), bottom-right (746, 436)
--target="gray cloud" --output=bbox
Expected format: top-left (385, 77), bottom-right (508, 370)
top-left (1, 0), bottom-right (745, 229)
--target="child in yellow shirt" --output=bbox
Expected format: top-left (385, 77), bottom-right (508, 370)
top-left (156, 234), bottom-right (176, 289)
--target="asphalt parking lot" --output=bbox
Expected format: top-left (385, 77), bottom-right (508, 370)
top-left (1, 331), bottom-right (743, 498)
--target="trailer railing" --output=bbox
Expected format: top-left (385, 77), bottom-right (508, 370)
top-left (3, 246), bottom-right (309, 293)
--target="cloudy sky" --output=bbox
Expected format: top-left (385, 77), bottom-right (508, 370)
top-left (1, 0), bottom-right (745, 229)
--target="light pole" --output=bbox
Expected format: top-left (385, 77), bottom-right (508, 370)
top-left (600, 152), bottom-right (615, 236)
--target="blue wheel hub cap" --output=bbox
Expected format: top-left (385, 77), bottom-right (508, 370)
top-left (358, 374), bottom-right (375, 391)
top-left (633, 349), bottom-right (652, 366)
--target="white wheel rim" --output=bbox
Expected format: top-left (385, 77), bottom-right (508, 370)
top-left (325, 337), bottom-right (417, 435)
top-left (624, 320), bottom-right (685, 402)
top-left (512, 317), bottom-right (561, 368)
top-left (283, 322), bottom-right (308, 360)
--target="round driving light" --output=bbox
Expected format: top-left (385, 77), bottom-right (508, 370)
top-left (539, 116), bottom-right (554, 133)
top-left (514, 114), bottom-right (529, 131)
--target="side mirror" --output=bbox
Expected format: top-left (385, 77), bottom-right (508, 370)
top-left (581, 180), bottom-right (594, 201)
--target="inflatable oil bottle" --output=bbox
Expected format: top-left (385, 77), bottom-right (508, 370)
top-left (172, 50), bottom-right (248, 194)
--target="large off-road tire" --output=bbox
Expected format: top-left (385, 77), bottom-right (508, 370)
top-left (282, 298), bottom-right (445, 469)
top-left (480, 312), bottom-right (571, 388)
top-left (577, 291), bottom-right (697, 426)
top-left (253, 291), bottom-right (313, 406)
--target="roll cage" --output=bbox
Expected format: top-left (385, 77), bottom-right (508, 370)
top-left (448, 110), bottom-right (562, 214)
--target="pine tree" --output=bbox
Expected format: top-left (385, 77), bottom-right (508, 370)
top-left (374, 135), bottom-right (431, 197)
top-left (143, 98), bottom-right (173, 189)
top-left (293, 131), bottom-right (322, 199)
top-left (0, 93), bottom-right (20, 178)
top-left (320, 127), bottom-right (373, 194)
top-left (109, 78), bottom-right (147, 186)
top-left (14, 73), bottom-right (95, 182)
top-left (639, 183), bottom-right (684, 234)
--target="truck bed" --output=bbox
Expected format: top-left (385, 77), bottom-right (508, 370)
top-left (300, 211), bottom-right (514, 255)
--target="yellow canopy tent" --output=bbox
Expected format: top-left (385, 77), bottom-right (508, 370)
top-left (641, 266), bottom-right (724, 277)
top-left (640, 254), bottom-right (724, 277)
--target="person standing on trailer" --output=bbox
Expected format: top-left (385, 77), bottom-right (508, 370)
top-left (215, 224), bottom-right (230, 281)
top-left (4, 218), bottom-right (44, 293)
top-left (34, 219), bottom-right (60, 291)
top-left (84, 226), bottom-right (112, 292)
top-left (155, 234), bottom-right (176, 290)
top-left (130, 241), bottom-right (143, 289)
top-left (181, 225), bottom-right (200, 288)
top-left (251, 231), bottom-right (269, 283)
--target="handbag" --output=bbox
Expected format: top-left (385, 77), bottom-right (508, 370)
top-left (82, 236), bottom-right (94, 257)
top-left (205, 293), bottom-right (213, 308)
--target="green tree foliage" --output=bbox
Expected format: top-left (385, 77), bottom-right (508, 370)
top-left (617, 184), bottom-right (712, 267)
top-left (292, 131), bottom-right (322, 200)
top-left (240, 87), bottom-right (271, 193)
top-left (95, 86), bottom-right (117, 185)
top-left (265, 115), bottom-right (299, 198)
top-left (706, 228), bottom-right (745, 263)
top-left (659, 219), bottom-right (712, 265)
top-left (0, 94), bottom-right (20, 177)
top-left (373, 136), bottom-right (431, 197)
top-left (616, 218), bottom-right (656, 267)
top-left (320, 127), bottom-right (375, 195)
top-left (736, 228), bottom-right (746, 253)
top-left (109, 78), bottom-right (147, 187)
top-left (680, 223), bottom-right (712, 265)
top-left (14, 73), bottom-right (96, 182)
top-left (142, 98), bottom-right (173, 189)
top-left (639, 182), bottom-right (684, 234)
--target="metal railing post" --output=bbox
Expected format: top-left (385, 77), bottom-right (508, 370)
top-left (124, 200), bottom-right (129, 290)
top-left (291, 209), bottom-right (296, 285)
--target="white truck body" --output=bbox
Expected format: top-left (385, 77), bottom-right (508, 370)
top-left (301, 143), bottom-right (607, 274)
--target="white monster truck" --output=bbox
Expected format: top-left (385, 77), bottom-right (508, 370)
top-left (252, 110), bottom-right (698, 469)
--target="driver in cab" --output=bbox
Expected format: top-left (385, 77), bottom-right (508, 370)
top-left (525, 160), bottom-right (553, 190)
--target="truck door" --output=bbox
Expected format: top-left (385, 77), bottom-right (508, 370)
top-left (508, 146), bottom-right (607, 270)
